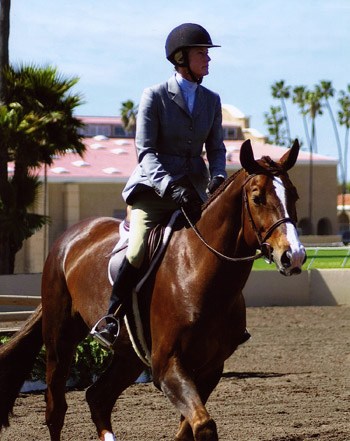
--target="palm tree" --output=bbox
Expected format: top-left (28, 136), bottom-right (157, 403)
top-left (0, 64), bottom-right (85, 274)
top-left (304, 88), bottom-right (323, 232)
top-left (271, 80), bottom-right (291, 145)
top-left (306, 88), bottom-right (323, 153)
top-left (292, 85), bottom-right (311, 149)
top-left (338, 86), bottom-right (350, 207)
top-left (120, 99), bottom-right (138, 137)
top-left (317, 80), bottom-right (344, 184)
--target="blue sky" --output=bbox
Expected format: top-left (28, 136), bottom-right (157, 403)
top-left (9, 0), bottom-right (350, 163)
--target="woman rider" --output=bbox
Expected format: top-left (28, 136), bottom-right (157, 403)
top-left (92, 23), bottom-right (231, 348)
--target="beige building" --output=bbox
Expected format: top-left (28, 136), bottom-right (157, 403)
top-left (14, 106), bottom-right (338, 273)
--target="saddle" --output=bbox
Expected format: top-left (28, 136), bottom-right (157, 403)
top-left (108, 210), bottom-right (181, 289)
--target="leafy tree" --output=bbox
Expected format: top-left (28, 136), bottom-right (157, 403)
top-left (271, 80), bottom-right (292, 145)
top-left (0, 64), bottom-right (85, 274)
top-left (263, 105), bottom-right (287, 145)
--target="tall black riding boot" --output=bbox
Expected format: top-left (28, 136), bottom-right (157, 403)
top-left (107, 257), bottom-right (139, 316)
top-left (91, 257), bottom-right (139, 349)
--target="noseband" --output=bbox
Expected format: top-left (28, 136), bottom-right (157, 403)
top-left (242, 173), bottom-right (295, 263)
top-left (182, 171), bottom-right (295, 263)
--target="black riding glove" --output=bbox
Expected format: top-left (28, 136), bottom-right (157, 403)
top-left (166, 177), bottom-right (202, 219)
top-left (208, 176), bottom-right (225, 194)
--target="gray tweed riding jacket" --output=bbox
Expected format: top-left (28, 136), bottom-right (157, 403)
top-left (122, 74), bottom-right (227, 205)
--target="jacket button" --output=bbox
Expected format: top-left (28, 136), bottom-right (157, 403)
top-left (187, 139), bottom-right (192, 144)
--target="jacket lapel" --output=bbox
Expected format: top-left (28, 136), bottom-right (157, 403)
top-left (192, 86), bottom-right (206, 119)
top-left (167, 75), bottom-right (191, 117)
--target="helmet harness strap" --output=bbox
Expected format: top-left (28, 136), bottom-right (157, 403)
top-left (182, 49), bottom-right (203, 85)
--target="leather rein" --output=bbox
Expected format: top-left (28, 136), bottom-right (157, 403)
top-left (181, 172), bottom-right (295, 263)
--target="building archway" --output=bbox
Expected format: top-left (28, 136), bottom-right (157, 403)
top-left (298, 218), bottom-right (313, 235)
top-left (317, 217), bottom-right (332, 235)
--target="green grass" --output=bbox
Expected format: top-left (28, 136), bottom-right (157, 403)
top-left (253, 246), bottom-right (350, 270)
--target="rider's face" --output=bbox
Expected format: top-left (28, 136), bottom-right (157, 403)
top-left (187, 47), bottom-right (211, 78)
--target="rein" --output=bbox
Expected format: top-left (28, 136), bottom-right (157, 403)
top-left (182, 172), bottom-right (295, 263)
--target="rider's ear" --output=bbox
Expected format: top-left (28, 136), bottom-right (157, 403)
top-left (280, 139), bottom-right (300, 171)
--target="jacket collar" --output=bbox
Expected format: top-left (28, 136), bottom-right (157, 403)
top-left (167, 74), bottom-right (205, 118)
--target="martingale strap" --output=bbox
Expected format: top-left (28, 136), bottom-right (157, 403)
top-left (181, 207), bottom-right (263, 263)
top-left (182, 171), bottom-right (295, 263)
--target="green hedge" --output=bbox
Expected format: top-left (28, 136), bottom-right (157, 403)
top-left (0, 335), bottom-right (112, 388)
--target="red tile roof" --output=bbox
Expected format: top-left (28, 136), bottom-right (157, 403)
top-left (8, 136), bottom-right (337, 183)
top-left (337, 194), bottom-right (350, 207)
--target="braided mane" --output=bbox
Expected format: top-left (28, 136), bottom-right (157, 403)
top-left (202, 154), bottom-right (295, 212)
top-left (202, 168), bottom-right (244, 211)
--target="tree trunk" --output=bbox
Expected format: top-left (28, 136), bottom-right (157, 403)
top-left (0, 233), bottom-right (12, 274)
top-left (0, 0), bottom-right (10, 189)
top-left (0, 0), bottom-right (12, 274)
top-left (0, 0), bottom-right (10, 102)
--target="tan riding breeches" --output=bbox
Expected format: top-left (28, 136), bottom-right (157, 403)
top-left (126, 191), bottom-right (177, 269)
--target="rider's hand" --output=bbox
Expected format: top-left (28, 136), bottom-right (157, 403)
top-left (166, 177), bottom-right (202, 220)
top-left (208, 176), bottom-right (225, 194)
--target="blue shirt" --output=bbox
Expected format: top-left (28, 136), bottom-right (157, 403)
top-left (175, 72), bottom-right (198, 114)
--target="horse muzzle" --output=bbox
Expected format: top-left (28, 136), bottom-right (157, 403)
top-left (277, 246), bottom-right (307, 276)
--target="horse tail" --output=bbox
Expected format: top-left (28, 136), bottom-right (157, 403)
top-left (0, 304), bottom-right (43, 429)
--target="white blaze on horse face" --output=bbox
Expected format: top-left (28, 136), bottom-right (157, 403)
top-left (273, 177), bottom-right (306, 268)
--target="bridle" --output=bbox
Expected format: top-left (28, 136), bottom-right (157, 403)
top-left (182, 171), bottom-right (295, 263)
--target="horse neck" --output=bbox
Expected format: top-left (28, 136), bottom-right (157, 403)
top-left (198, 170), bottom-right (247, 254)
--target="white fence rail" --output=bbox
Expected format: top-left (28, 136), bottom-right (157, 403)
top-left (0, 295), bottom-right (41, 323)
top-left (0, 273), bottom-right (42, 331)
top-left (0, 269), bottom-right (349, 332)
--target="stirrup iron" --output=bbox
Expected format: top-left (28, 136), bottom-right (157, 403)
top-left (90, 315), bottom-right (120, 349)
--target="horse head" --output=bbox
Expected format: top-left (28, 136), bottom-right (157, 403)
top-left (239, 139), bottom-right (306, 276)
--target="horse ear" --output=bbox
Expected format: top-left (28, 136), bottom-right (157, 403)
top-left (280, 139), bottom-right (300, 171)
top-left (240, 139), bottom-right (262, 174)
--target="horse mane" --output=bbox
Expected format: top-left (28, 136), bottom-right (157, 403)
top-left (202, 168), bottom-right (243, 211)
top-left (202, 155), bottom-right (298, 212)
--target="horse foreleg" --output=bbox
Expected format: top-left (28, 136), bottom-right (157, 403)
top-left (86, 332), bottom-right (144, 440)
top-left (155, 356), bottom-right (218, 441)
top-left (174, 366), bottom-right (223, 441)
top-left (175, 415), bottom-right (194, 441)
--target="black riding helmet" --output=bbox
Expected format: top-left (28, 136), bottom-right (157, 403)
top-left (165, 23), bottom-right (220, 69)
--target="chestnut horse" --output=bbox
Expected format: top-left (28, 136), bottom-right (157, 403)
top-left (0, 139), bottom-right (306, 441)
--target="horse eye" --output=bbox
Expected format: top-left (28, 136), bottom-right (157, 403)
top-left (252, 195), bottom-right (262, 205)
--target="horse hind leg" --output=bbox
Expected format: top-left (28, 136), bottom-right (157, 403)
top-left (42, 277), bottom-right (88, 441)
top-left (86, 329), bottom-right (145, 440)
top-left (44, 310), bottom-right (87, 440)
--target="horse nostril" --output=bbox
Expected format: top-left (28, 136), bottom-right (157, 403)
top-left (291, 267), bottom-right (301, 275)
top-left (281, 250), bottom-right (292, 268)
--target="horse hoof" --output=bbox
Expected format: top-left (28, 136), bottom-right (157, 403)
top-left (101, 432), bottom-right (116, 441)
top-left (194, 418), bottom-right (218, 441)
